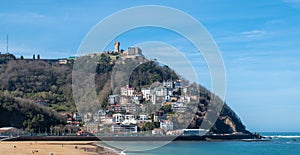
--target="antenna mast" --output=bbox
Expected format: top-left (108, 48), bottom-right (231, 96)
top-left (6, 34), bottom-right (8, 53)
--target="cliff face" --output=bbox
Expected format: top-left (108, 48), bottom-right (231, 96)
top-left (185, 84), bottom-right (249, 134)
top-left (189, 102), bottom-right (249, 134)
top-left (0, 54), bottom-right (250, 134)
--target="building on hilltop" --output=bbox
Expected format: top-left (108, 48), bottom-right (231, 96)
top-left (121, 47), bottom-right (142, 58)
top-left (128, 47), bottom-right (142, 55)
top-left (114, 41), bottom-right (120, 53)
top-left (58, 59), bottom-right (68, 65)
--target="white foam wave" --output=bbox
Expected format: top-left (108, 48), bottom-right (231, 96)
top-left (269, 135), bottom-right (300, 139)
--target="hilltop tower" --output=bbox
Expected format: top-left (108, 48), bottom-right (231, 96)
top-left (114, 41), bottom-right (120, 53)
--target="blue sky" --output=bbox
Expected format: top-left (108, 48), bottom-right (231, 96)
top-left (1, 0), bottom-right (300, 132)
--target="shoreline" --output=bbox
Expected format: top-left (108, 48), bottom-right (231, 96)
top-left (0, 134), bottom-right (265, 155)
top-left (0, 134), bottom-right (260, 154)
top-left (0, 141), bottom-right (121, 155)
top-left (2, 134), bottom-right (259, 141)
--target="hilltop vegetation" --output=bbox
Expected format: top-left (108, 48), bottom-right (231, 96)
top-left (0, 59), bottom-right (74, 111)
top-left (0, 53), bottom-right (249, 134)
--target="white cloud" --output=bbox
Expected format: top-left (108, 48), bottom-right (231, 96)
top-left (239, 30), bottom-right (266, 38)
top-left (0, 12), bottom-right (49, 23)
top-left (217, 29), bottom-right (270, 43)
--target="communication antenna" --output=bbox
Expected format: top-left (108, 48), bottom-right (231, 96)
top-left (6, 34), bottom-right (8, 53)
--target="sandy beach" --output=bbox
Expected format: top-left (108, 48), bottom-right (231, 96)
top-left (0, 141), bottom-right (120, 155)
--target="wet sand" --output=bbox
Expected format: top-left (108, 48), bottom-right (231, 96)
top-left (0, 141), bottom-right (120, 155)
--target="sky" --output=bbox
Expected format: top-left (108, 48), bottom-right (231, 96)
top-left (1, 0), bottom-right (300, 132)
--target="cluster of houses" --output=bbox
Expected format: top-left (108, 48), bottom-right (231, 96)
top-left (0, 42), bottom-right (211, 137)
top-left (65, 42), bottom-right (205, 136)
top-left (70, 79), bottom-right (200, 136)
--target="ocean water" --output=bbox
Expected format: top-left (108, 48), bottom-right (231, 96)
top-left (114, 132), bottom-right (300, 155)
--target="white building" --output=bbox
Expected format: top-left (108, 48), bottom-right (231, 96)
top-left (121, 85), bottom-right (135, 96)
top-left (139, 114), bottom-right (148, 120)
top-left (83, 112), bottom-right (93, 123)
top-left (166, 130), bottom-right (183, 136)
top-left (151, 94), bottom-right (156, 104)
top-left (100, 116), bottom-right (113, 124)
top-left (112, 113), bottom-right (124, 124)
top-left (171, 102), bottom-right (187, 112)
top-left (125, 114), bottom-right (135, 121)
top-left (73, 112), bottom-right (82, 121)
top-left (160, 120), bottom-right (174, 131)
top-left (92, 109), bottom-right (106, 123)
top-left (109, 95), bottom-right (120, 104)
top-left (58, 59), bottom-right (68, 65)
top-left (155, 87), bottom-right (167, 96)
top-left (122, 115), bottom-right (137, 125)
top-left (182, 87), bottom-right (188, 96)
top-left (85, 122), bottom-right (99, 133)
top-left (163, 81), bottom-right (173, 88)
top-left (120, 96), bottom-right (131, 105)
top-left (141, 88), bottom-right (152, 100)
top-left (152, 128), bottom-right (164, 135)
top-left (122, 103), bottom-right (137, 113)
top-left (137, 114), bottom-right (152, 124)
top-left (179, 96), bottom-right (190, 103)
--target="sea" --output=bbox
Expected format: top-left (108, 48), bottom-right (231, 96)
top-left (100, 132), bottom-right (300, 155)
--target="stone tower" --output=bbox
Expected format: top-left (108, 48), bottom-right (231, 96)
top-left (114, 41), bottom-right (120, 53)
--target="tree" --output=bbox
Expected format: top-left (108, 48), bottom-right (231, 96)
top-left (160, 104), bottom-right (172, 113)
top-left (142, 122), bottom-right (155, 131)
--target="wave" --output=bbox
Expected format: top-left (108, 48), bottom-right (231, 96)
top-left (268, 135), bottom-right (300, 139)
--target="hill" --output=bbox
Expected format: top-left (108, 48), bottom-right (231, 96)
top-left (0, 53), bottom-right (250, 134)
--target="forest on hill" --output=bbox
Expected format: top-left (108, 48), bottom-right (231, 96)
top-left (0, 53), bottom-right (250, 134)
